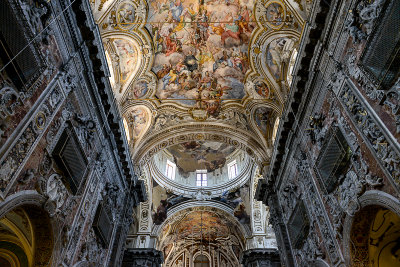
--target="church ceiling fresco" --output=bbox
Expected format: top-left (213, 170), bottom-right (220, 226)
top-left (147, 0), bottom-right (254, 108)
top-left (91, 0), bottom-right (307, 118)
top-left (254, 106), bottom-right (276, 137)
top-left (167, 141), bottom-right (236, 175)
top-left (158, 208), bottom-right (245, 245)
top-left (152, 178), bottom-right (251, 226)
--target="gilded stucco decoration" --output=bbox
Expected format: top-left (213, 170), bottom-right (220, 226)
top-left (90, 0), bottom-right (306, 154)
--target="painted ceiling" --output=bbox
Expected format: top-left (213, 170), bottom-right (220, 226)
top-left (167, 141), bottom-right (236, 174)
top-left (90, 0), bottom-right (311, 166)
top-left (158, 208), bottom-right (245, 245)
top-left (91, 0), bottom-right (310, 192)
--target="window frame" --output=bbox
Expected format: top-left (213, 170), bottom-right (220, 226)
top-left (196, 170), bottom-right (207, 187)
top-left (165, 159), bottom-right (176, 180)
top-left (227, 160), bottom-right (238, 179)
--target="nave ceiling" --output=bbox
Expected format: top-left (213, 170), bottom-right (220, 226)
top-left (89, 0), bottom-right (310, 170)
top-left (89, 0), bottom-right (309, 258)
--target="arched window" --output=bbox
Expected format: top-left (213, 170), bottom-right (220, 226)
top-left (194, 254), bottom-right (209, 267)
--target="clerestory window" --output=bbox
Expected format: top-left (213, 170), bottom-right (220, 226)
top-left (196, 170), bottom-right (207, 186)
top-left (227, 160), bottom-right (238, 179)
top-left (165, 160), bottom-right (176, 180)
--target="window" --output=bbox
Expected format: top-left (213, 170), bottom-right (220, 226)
top-left (361, 0), bottom-right (400, 89)
top-left (287, 201), bottom-right (309, 249)
top-left (194, 254), bottom-right (209, 267)
top-left (315, 127), bottom-right (352, 193)
top-left (93, 203), bottom-right (113, 248)
top-left (196, 170), bottom-right (207, 186)
top-left (165, 160), bottom-right (176, 180)
top-left (52, 123), bottom-right (88, 194)
top-left (227, 160), bottom-right (238, 179)
top-left (0, 1), bottom-right (41, 90)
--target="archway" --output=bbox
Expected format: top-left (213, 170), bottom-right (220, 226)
top-left (194, 253), bottom-right (210, 267)
top-left (156, 206), bottom-right (246, 267)
top-left (0, 205), bottom-right (53, 267)
top-left (349, 205), bottom-right (400, 266)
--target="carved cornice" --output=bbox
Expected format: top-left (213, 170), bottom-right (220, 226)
top-left (268, 0), bottom-right (335, 184)
top-left (133, 124), bottom-right (270, 168)
top-left (70, 0), bottom-right (145, 203)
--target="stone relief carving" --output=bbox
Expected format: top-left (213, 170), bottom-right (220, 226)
top-left (382, 79), bottom-right (400, 134)
top-left (217, 110), bottom-right (250, 131)
top-left (18, 168), bottom-right (35, 184)
top-left (79, 229), bottom-right (104, 264)
top-left (299, 166), bottom-right (342, 264)
top-left (323, 194), bottom-right (343, 238)
top-left (0, 85), bottom-right (64, 195)
top-left (0, 85), bottom-right (25, 120)
top-left (295, 220), bottom-right (323, 265)
top-left (280, 183), bottom-right (300, 223)
top-left (307, 113), bottom-right (327, 146)
top-left (102, 182), bottom-right (122, 222)
top-left (20, 0), bottom-right (51, 36)
top-left (344, 0), bottom-right (385, 43)
top-left (336, 170), bottom-right (362, 216)
top-left (74, 113), bottom-right (96, 153)
top-left (152, 112), bottom-right (185, 132)
top-left (36, 173), bottom-right (69, 217)
top-left (340, 84), bottom-right (400, 187)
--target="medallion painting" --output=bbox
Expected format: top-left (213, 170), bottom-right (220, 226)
top-left (129, 80), bottom-right (149, 99)
top-left (147, 0), bottom-right (255, 108)
top-left (166, 141), bottom-right (236, 177)
top-left (117, 2), bottom-right (135, 30)
top-left (264, 1), bottom-right (285, 29)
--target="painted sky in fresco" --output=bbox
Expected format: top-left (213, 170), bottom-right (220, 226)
top-left (166, 141), bottom-right (236, 176)
top-left (147, 0), bottom-right (255, 108)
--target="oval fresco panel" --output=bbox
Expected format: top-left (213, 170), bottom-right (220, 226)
top-left (129, 80), bottom-right (149, 99)
top-left (117, 2), bottom-right (135, 30)
top-left (254, 80), bottom-right (270, 98)
top-left (147, 0), bottom-right (255, 107)
top-left (265, 1), bottom-right (285, 29)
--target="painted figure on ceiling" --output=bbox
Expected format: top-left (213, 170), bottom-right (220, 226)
top-left (148, 0), bottom-right (255, 107)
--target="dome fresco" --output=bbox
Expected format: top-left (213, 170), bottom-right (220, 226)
top-left (166, 141), bottom-right (236, 175)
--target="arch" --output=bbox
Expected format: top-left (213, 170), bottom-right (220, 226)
top-left (0, 191), bottom-right (47, 218)
top-left (132, 123), bottom-right (270, 168)
top-left (148, 152), bottom-right (254, 197)
top-left (342, 190), bottom-right (400, 266)
top-left (0, 191), bottom-right (54, 267)
top-left (152, 201), bottom-right (251, 239)
top-left (193, 252), bottom-right (211, 267)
